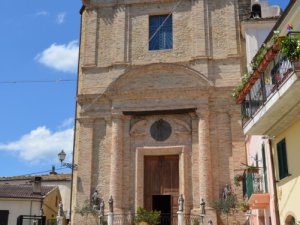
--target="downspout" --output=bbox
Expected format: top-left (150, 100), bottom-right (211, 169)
top-left (69, 4), bottom-right (85, 224)
top-left (30, 200), bottom-right (33, 216)
top-left (268, 139), bottom-right (280, 225)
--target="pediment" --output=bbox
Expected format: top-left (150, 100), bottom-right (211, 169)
top-left (106, 63), bottom-right (211, 94)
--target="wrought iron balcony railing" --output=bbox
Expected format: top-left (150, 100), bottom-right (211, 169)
top-left (241, 52), bottom-right (297, 125)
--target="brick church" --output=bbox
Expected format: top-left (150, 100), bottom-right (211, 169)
top-left (72, 0), bottom-right (250, 224)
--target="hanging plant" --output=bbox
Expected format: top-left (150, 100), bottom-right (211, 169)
top-left (233, 174), bottom-right (243, 187)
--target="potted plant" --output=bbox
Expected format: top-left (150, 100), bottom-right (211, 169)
top-left (213, 194), bottom-right (237, 225)
top-left (280, 35), bottom-right (300, 64)
top-left (233, 174), bottom-right (243, 187)
top-left (245, 165), bottom-right (259, 174)
top-left (134, 207), bottom-right (161, 225)
top-left (239, 202), bottom-right (250, 212)
top-left (75, 200), bottom-right (99, 225)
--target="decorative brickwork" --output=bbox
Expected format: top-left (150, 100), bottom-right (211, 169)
top-left (72, 0), bottom-right (249, 224)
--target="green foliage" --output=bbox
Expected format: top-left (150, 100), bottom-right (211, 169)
top-left (231, 71), bottom-right (251, 98)
top-left (231, 30), bottom-right (281, 99)
top-left (233, 174), bottom-right (243, 187)
top-left (193, 219), bottom-right (200, 225)
top-left (134, 207), bottom-right (161, 225)
top-left (212, 195), bottom-right (237, 215)
top-left (239, 202), bottom-right (250, 212)
top-left (280, 35), bottom-right (300, 62)
top-left (75, 200), bottom-right (98, 218)
top-left (250, 44), bottom-right (267, 70)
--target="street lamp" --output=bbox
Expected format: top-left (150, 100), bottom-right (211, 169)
top-left (58, 150), bottom-right (78, 170)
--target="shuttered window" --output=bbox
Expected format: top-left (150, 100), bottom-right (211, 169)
top-left (149, 15), bottom-right (173, 50)
top-left (277, 139), bottom-right (289, 180)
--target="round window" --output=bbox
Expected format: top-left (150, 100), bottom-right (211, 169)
top-left (150, 119), bottom-right (172, 141)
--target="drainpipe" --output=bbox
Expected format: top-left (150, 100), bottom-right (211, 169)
top-left (268, 139), bottom-right (280, 225)
top-left (30, 200), bottom-right (33, 215)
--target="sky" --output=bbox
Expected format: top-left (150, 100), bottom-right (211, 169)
top-left (0, 0), bottom-right (289, 177)
top-left (0, 1), bottom-right (81, 176)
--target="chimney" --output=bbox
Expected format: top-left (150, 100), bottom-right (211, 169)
top-left (32, 176), bottom-right (42, 194)
top-left (49, 165), bottom-right (57, 175)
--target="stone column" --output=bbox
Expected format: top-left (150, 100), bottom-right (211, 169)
top-left (110, 112), bottom-right (123, 212)
top-left (197, 109), bottom-right (213, 206)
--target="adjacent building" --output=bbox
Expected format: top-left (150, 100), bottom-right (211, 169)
top-left (0, 177), bottom-right (61, 225)
top-left (72, 0), bottom-right (255, 224)
top-left (0, 173), bottom-right (72, 221)
top-left (239, 1), bottom-right (281, 225)
top-left (236, 0), bottom-right (300, 224)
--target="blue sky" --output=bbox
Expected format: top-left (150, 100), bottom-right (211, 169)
top-left (0, 1), bottom-right (81, 176)
top-left (0, 0), bottom-right (289, 177)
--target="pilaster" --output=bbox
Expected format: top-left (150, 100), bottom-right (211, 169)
top-left (84, 9), bottom-right (98, 66)
top-left (110, 112), bottom-right (124, 212)
top-left (196, 109), bottom-right (213, 206)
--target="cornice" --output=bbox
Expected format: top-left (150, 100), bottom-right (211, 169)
top-left (87, 0), bottom-right (179, 8)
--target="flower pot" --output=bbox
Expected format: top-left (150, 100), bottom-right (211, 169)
top-left (246, 167), bottom-right (259, 174)
top-left (257, 58), bottom-right (269, 73)
top-left (241, 206), bottom-right (249, 212)
top-left (265, 49), bottom-right (276, 62)
top-left (139, 222), bottom-right (149, 225)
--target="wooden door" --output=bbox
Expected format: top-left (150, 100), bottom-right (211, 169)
top-left (144, 156), bottom-right (179, 213)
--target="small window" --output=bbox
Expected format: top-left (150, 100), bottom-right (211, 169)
top-left (149, 15), bottom-right (173, 50)
top-left (277, 139), bottom-right (289, 180)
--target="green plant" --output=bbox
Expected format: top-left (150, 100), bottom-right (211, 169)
top-left (193, 219), bottom-right (200, 225)
top-left (251, 45), bottom-right (267, 70)
top-left (213, 195), bottom-right (237, 225)
top-left (280, 35), bottom-right (300, 62)
top-left (134, 207), bottom-right (161, 225)
top-left (239, 202), bottom-right (250, 212)
top-left (75, 200), bottom-right (99, 225)
top-left (231, 71), bottom-right (251, 98)
top-left (233, 174), bottom-right (243, 187)
top-left (231, 30), bottom-right (282, 100)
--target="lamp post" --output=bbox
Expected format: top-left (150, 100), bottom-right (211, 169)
top-left (58, 150), bottom-right (78, 170)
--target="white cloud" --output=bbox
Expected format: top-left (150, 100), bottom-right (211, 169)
top-left (36, 11), bottom-right (48, 17)
top-left (59, 117), bottom-right (74, 129)
top-left (35, 40), bottom-right (79, 73)
top-left (57, 12), bottom-right (66, 24)
top-left (0, 126), bottom-right (74, 164)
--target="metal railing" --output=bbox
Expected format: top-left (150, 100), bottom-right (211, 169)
top-left (99, 213), bottom-right (205, 225)
top-left (246, 169), bottom-right (266, 199)
top-left (241, 52), bottom-right (296, 125)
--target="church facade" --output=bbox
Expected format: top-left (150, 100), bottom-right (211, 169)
top-left (72, 0), bottom-right (250, 224)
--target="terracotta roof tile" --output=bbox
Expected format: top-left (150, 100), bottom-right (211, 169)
top-left (0, 184), bottom-right (56, 199)
top-left (0, 174), bottom-right (71, 181)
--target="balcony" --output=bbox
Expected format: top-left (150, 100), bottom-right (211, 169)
top-left (246, 169), bottom-right (270, 209)
top-left (237, 32), bottom-right (300, 136)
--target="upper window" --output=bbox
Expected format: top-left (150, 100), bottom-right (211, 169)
top-left (149, 15), bottom-right (173, 50)
top-left (277, 139), bottom-right (289, 180)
